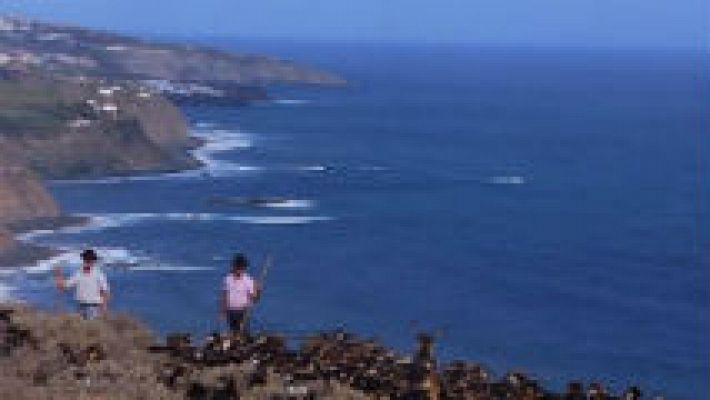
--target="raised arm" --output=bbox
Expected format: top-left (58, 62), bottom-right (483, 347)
top-left (99, 273), bottom-right (110, 313)
top-left (54, 265), bottom-right (67, 291)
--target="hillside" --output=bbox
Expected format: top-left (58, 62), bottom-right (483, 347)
top-left (0, 305), bottom-right (645, 399)
top-left (0, 15), bottom-right (345, 265)
top-left (0, 15), bottom-right (345, 87)
top-left (0, 71), bottom-right (197, 178)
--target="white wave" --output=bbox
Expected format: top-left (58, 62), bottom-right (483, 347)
top-left (295, 165), bottom-right (388, 173)
top-left (15, 229), bottom-right (56, 241)
top-left (194, 121), bottom-right (217, 129)
top-left (358, 165), bottom-right (388, 172)
top-left (227, 216), bottom-right (332, 224)
top-left (22, 249), bottom-right (73, 274)
top-left (95, 247), bottom-right (147, 266)
top-left (128, 265), bottom-right (213, 272)
top-left (258, 199), bottom-right (315, 209)
top-left (22, 246), bottom-right (148, 275)
top-left (209, 197), bottom-right (315, 209)
top-left (15, 215), bottom-right (145, 242)
top-left (0, 282), bottom-right (15, 302)
top-left (51, 127), bottom-right (260, 184)
top-left (273, 99), bottom-right (311, 105)
top-left (186, 128), bottom-right (260, 177)
top-left (17, 214), bottom-right (149, 240)
top-left (63, 213), bottom-right (333, 228)
top-left (486, 176), bottom-right (527, 185)
top-left (297, 165), bottom-right (328, 172)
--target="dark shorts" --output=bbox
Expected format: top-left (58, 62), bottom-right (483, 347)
top-left (78, 303), bottom-right (101, 320)
top-left (226, 309), bottom-right (248, 334)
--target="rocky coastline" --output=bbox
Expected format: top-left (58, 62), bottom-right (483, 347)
top-left (0, 15), bottom-right (346, 266)
top-left (0, 70), bottom-right (200, 265)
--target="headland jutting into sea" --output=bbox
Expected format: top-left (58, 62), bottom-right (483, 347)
top-left (0, 14), bottom-right (343, 266)
top-left (0, 16), bottom-right (656, 399)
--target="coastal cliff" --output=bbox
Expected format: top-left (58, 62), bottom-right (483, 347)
top-left (0, 70), bottom-right (197, 179)
top-left (0, 160), bottom-right (60, 263)
top-left (0, 227), bottom-right (13, 252)
top-left (0, 164), bottom-right (59, 223)
top-left (0, 15), bottom-right (346, 265)
top-left (0, 71), bottom-right (196, 262)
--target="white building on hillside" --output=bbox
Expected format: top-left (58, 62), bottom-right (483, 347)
top-left (101, 103), bottom-right (119, 119)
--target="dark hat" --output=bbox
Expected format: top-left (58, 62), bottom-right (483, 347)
top-left (80, 249), bottom-right (98, 262)
top-left (231, 253), bottom-right (249, 269)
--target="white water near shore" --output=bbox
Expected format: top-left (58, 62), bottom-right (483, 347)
top-left (1, 118), bottom-right (333, 301)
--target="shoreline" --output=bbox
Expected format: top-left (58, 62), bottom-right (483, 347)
top-left (0, 88), bottom-right (680, 397)
top-left (0, 216), bottom-right (90, 269)
top-left (0, 114), bottom-right (246, 280)
top-left (0, 132), bottom-right (209, 271)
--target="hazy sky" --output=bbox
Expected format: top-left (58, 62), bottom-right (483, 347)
top-left (1, 0), bottom-right (707, 50)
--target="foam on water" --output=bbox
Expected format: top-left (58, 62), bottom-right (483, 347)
top-left (273, 99), bottom-right (311, 105)
top-left (486, 176), bottom-right (527, 185)
top-left (46, 213), bottom-right (335, 230)
top-left (85, 212), bottom-right (332, 227)
top-left (51, 126), bottom-right (260, 184)
top-left (0, 282), bottom-right (15, 302)
top-left (297, 165), bottom-right (328, 172)
top-left (191, 129), bottom-right (253, 162)
top-left (22, 246), bottom-right (148, 274)
top-left (128, 265), bottom-right (214, 272)
top-left (258, 199), bottom-right (315, 209)
top-left (194, 121), bottom-right (217, 129)
top-left (16, 214), bottom-right (154, 242)
top-left (227, 215), bottom-right (332, 224)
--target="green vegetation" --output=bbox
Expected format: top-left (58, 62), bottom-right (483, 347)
top-left (0, 80), bottom-right (95, 136)
top-left (0, 81), bottom-right (61, 107)
top-left (0, 108), bottom-right (64, 133)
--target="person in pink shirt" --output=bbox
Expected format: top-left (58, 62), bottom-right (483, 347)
top-left (220, 253), bottom-right (261, 334)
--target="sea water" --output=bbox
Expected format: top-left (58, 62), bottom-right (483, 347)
top-left (8, 43), bottom-right (709, 398)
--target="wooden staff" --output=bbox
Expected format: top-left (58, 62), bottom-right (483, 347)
top-left (240, 255), bottom-right (272, 336)
top-left (53, 264), bottom-right (66, 312)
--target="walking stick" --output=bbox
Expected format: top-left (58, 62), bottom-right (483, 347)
top-left (52, 264), bottom-right (66, 313)
top-left (240, 255), bottom-right (272, 336)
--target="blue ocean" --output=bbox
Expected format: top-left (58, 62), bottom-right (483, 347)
top-left (7, 43), bottom-right (710, 398)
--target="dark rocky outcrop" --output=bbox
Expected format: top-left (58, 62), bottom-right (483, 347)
top-left (0, 305), bottom-right (365, 399)
top-left (0, 227), bottom-right (13, 253)
top-left (0, 158), bottom-right (62, 266)
top-left (0, 305), bottom-right (647, 400)
top-left (0, 163), bottom-right (60, 224)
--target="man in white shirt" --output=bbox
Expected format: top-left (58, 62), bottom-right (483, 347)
top-left (55, 249), bottom-right (110, 320)
top-left (221, 253), bottom-right (261, 334)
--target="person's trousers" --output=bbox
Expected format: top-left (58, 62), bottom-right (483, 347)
top-left (78, 303), bottom-right (101, 320)
top-left (226, 309), bottom-right (249, 334)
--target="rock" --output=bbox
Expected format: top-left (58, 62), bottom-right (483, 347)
top-left (0, 228), bottom-right (14, 253)
top-left (0, 162), bottom-right (59, 224)
top-left (0, 305), bottom-right (652, 399)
